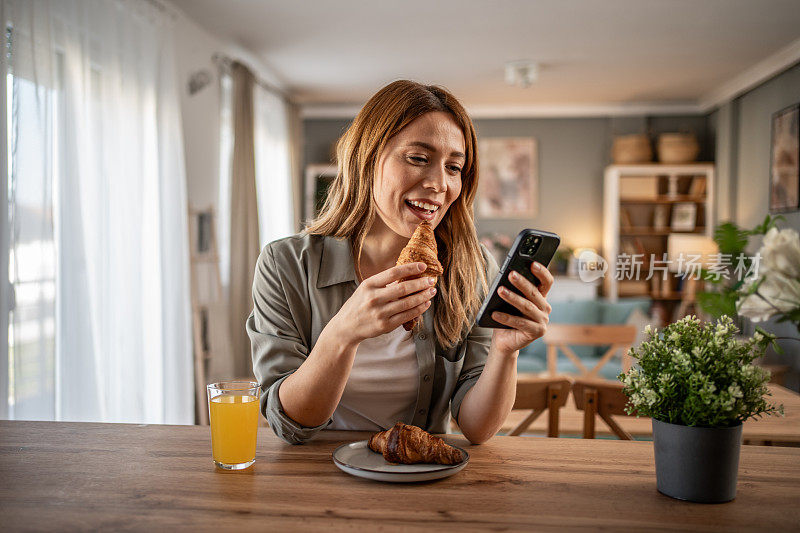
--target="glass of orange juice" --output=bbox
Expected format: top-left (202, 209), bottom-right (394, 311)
top-left (207, 381), bottom-right (260, 470)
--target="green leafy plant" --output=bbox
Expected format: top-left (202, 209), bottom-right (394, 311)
top-left (551, 246), bottom-right (574, 274)
top-left (619, 315), bottom-right (783, 428)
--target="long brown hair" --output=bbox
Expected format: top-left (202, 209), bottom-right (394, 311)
top-left (305, 80), bottom-right (487, 349)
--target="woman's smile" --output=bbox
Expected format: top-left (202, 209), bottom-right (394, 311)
top-left (404, 198), bottom-right (441, 221)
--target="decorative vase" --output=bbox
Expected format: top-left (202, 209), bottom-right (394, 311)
top-left (652, 418), bottom-right (742, 503)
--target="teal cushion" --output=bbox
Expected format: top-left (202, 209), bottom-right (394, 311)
top-left (598, 298), bottom-right (651, 325)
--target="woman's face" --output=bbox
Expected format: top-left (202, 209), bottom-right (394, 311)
top-left (373, 111), bottom-right (466, 238)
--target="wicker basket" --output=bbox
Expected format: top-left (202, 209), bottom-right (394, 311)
top-left (611, 134), bottom-right (652, 164)
top-left (657, 133), bottom-right (699, 163)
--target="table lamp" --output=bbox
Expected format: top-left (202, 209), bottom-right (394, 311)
top-left (666, 234), bottom-right (718, 318)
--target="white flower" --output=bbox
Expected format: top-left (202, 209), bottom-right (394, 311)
top-left (642, 388), bottom-right (658, 407)
top-left (728, 383), bottom-right (743, 399)
top-left (760, 227), bottom-right (800, 279)
top-left (737, 271), bottom-right (800, 322)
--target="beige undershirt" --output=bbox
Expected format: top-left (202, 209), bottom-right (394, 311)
top-left (328, 325), bottom-right (419, 431)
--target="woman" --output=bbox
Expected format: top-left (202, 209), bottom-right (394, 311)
top-left (247, 80), bottom-right (553, 445)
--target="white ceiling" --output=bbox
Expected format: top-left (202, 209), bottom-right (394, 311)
top-left (170, 0), bottom-right (800, 116)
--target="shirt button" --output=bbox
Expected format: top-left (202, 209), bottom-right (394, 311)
top-left (423, 374), bottom-right (431, 382)
top-left (418, 409), bottom-right (426, 415)
top-left (418, 333), bottom-right (427, 341)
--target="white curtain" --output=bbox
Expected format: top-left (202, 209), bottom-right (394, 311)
top-left (254, 83), bottom-right (294, 248)
top-left (215, 68), bottom-right (293, 378)
top-left (3, 0), bottom-right (193, 424)
top-left (219, 76), bottom-right (294, 279)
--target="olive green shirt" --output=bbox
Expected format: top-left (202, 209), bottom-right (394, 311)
top-left (247, 233), bottom-right (498, 444)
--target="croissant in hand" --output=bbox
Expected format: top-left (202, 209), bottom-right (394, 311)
top-left (368, 422), bottom-right (464, 465)
top-left (395, 221), bottom-right (443, 331)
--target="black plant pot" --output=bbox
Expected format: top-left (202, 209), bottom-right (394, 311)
top-left (652, 418), bottom-right (742, 503)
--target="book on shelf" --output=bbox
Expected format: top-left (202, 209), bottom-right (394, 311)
top-left (620, 207), bottom-right (633, 229)
top-left (653, 204), bottom-right (669, 230)
top-left (689, 177), bottom-right (706, 197)
top-left (620, 237), bottom-right (647, 256)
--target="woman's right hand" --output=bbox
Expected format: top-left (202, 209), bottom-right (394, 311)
top-left (330, 262), bottom-right (436, 346)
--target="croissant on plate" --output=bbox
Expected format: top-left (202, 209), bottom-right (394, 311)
top-left (368, 422), bottom-right (464, 465)
top-left (395, 221), bottom-right (443, 331)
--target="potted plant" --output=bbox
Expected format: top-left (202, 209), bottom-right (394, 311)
top-left (619, 315), bottom-right (784, 503)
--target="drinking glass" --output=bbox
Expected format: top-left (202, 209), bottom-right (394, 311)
top-left (207, 381), bottom-right (260, 470)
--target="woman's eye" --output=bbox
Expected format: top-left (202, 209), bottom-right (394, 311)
top-left (447, 165), bottom-right (462, 173)
top-left (408, 156), bottom-right (427, 164)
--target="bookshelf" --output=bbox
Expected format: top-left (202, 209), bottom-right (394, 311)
top-left (603, 164), bottom-right (715, 315)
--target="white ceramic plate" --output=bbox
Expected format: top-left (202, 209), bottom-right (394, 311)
top-left (332, 439), bottom-right (469, 483)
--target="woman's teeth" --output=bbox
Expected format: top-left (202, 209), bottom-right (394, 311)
top-left (407, 200), bottom-right (439, 214)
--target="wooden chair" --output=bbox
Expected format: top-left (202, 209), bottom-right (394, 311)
top-left (571, 379), bottom-right (633, 440)
top-left (543, 324), bottom-right (637, 378)
top-left (507, 375), bottom-right (571, 437)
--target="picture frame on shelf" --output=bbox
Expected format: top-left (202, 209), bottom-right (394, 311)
top-left (769, 102), bottom-right (799, 213)
top-left (671, 202), bottom-right (697, 232)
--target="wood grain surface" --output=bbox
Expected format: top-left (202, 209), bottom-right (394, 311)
top-left (1, 420), bottom-right (799, 531)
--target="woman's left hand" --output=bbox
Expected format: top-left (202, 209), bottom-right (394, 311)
top-left (491, 262), bottom-right (554, 355)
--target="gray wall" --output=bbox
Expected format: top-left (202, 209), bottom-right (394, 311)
top-left (303, 114), bottom-right (711, 252)
top-left (710, 61), bottom-right (800, 390)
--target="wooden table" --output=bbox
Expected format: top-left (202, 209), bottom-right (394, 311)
top-left (505, 382), bottom-right (800, 446)
top-left (2, 421), bottom-right (799, 531)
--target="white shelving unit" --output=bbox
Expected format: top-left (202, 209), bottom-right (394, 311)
top-left (603, 163), bottom-right (715, 304)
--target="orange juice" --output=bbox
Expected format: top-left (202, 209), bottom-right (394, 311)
top-left (209, 394), bottom-right (259, 466)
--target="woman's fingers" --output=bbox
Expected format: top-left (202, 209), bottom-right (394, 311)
top-left (531, 262), bottom-right (555, 298)
top-left (508, 270), bottom-right (552, 314)
top-left (390, 299), bottom-right (431, 328)
top-left (368, 262), bottom-right (426, 288)
top-left (498, 286), bottom-right (548, 324)
top-left (383, 286), bottom-right (436, 316)
top-left (491, 311), bottom-right (546, 337)
top-left (380, 275), bottom-right (435, 302)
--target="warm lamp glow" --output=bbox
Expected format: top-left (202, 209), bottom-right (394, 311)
top-left (666, 235), bottom-right (718, 270)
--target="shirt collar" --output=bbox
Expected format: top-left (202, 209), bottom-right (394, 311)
top-left (318, 236), bottom-right (357, 288)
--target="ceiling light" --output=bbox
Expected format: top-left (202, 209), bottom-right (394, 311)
top-left (505, 60), bottom-right (539, 88)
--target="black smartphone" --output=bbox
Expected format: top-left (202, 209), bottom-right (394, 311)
top-left (476, 229), bottom-right (561, 329)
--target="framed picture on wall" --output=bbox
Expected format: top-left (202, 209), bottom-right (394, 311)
top-left (477, 137), bottom-right (538, 218)
top-left (769, 102), bottom-right (800, 213)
